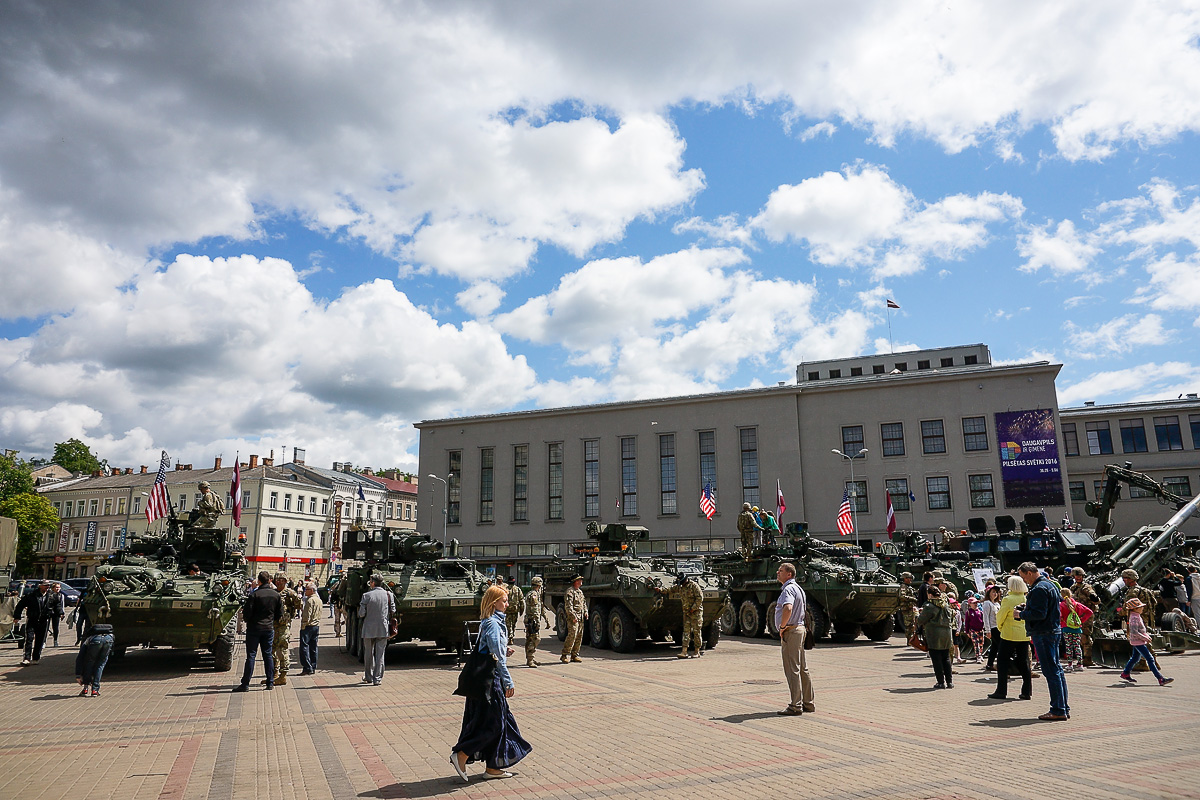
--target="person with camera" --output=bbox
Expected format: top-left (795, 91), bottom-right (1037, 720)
top-left (1015, 563), bottom-right (1069, 721)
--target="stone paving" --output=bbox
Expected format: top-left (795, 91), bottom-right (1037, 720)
top-left (1, 624), bottom-right (1197, 800)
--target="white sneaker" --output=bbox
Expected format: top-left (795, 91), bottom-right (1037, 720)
top-left (20, 659), bottom-right (30, 666)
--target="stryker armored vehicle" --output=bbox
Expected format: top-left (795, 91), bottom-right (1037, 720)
top-left (707, 522), bottom-right (903, 642)
top-left (877, 530), bottom-right (1002, 599)
top-left (84, 514), bottom-right (247, 669)
top-left (336, 526), bottom-right (488, 659)
top-left (542, 522), bottom-right (730, 653)
top-left (939, 513), bottom-right (1096, 574)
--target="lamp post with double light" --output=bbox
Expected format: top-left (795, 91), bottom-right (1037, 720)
top-left (832, 448), bottom-right (868, 547)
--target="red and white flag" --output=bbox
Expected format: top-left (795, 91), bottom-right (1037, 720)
top-left (145, 450), bottom-right (171, 523)
top-left (776, 479), bottom-right (786, 523)
top-left (886, 299), bottom-right (900, 309)
top-left (231, 454), bottom-right (242, 527)
top-left (885, 491), bottom-right (897, 539)
top-left (836, 491), bottom-right (854, 537)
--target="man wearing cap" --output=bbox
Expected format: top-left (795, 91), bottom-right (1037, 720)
top-left (677, 573), bottom-right (705, 659)
top-left (560, 575), bottom-right (587, 663)
top-left (737, 503), bottom-right (762, 559)
top-left (191, 480), bottom-right (226, 528)
top-left (1069, 567), bottom-right (1099, 667)
top-left (15, 580), bottom-right (56, 665)
top-left (523, 576), bottom-right (552, 667)
top-left (505, 576), bottom-right (524, 643)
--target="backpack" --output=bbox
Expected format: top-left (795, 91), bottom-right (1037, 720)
top-left (1063, 599), bottom-right (1082, 629)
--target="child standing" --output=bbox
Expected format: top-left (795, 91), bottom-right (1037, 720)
top-left (963, 596), bottom-right (986, 663)
top-left (1060, 593), bottom-right (1092, 672)
top-left (1120, 599), bottom-right (1172, 686)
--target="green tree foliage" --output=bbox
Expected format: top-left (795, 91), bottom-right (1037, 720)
top-left (0, 451), bottom-right (34, 503)
top-left (52, 438), bottom-right (105, 475)
top-left (0, 492), bottom-right (59, 574)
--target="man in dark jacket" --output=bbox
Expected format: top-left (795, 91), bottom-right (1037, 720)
top-left (1016, 563), bottom-right (1068, 721)
top-left (233, 571), bottom-right (283, 692)
top-left (15, 580), bottom-right (55, 665)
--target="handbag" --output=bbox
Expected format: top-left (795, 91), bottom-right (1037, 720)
top-left (454, 625), bottom-right (497, 701)
top-left (908, 630), bottom-right (928, 652)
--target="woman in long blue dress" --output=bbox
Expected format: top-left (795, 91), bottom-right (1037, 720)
top-left (450, 584), bottom-right (532, 781)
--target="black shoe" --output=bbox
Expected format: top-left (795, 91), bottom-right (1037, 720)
top-left (265, 684), bottom-right (275, 690)
top-left (776, 708), bottom-right (802, 716)
top-left (986, 693), bottom-right (1007, 699)
top-left (1017, 694), bottom-right (1032, 700)
top-left (933, 683), bottom-right (945, 689)
top-left (232, 685), bottom-right (249, 693)
top-left (946, 683), bottom-right (954, 689)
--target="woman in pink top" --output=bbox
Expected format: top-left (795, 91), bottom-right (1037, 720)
top-left (1120, 598), bottom-right (1173, 686)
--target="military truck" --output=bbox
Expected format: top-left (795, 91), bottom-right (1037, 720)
top-left (707, 522), bottom-right (902, 642)
top-left (337, 526), bottom-right (489, 659)
top-left (542, 522), bottom-right (730, 653)
top-left (84, 514), bottom-right (247, 669)
top-left (877, 530), bottom-right (1002, 599)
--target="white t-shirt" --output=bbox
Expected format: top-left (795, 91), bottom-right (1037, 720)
top-left (981, 599), bottom-right (1000, 630)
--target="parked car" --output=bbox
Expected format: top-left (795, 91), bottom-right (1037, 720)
top-left (9, 579), bottom-right (82, 606)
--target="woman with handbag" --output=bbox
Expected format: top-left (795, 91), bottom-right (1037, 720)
top-left (988, 575), bottom-right (1032, 701)
top-left (450, 584), bottom-right (531, 782)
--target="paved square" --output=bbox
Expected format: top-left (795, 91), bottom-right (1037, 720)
top-left (2, 627), bottom-right (1197, 800)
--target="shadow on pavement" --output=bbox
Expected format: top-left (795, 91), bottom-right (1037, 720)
top-left (967, 697), bottom-right (1013, 706)
top-left (883, 687), bottom-right (940, 694)
top-left (711, 711), bottom-right (783, 723)
top-left (365, 776), bottom-right (463, 798)
top-left (970, 718), bottom-right (1043, 728)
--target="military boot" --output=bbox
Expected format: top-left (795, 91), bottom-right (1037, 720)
top-left (677, 650), bottom-right (689, 659)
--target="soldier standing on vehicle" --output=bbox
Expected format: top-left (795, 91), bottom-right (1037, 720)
top-left (1069, 567), bottom-right (1099, 667)
top-left (737, 503), bottom-right (762, 559)
top-left (506, 576), bottom-right (524, 642)
top-left (268, 572), bottom-right (303, 686)
top-left (523, 576), bottom-right (553, 667)
top-left (898, 572), bottom-right (918, 639)
top-left (560, 575), bottom-right (588, 663)
top-left (678, 574), bottom-right (705, 658)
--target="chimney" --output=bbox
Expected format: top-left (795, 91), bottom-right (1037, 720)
top-left (125, 468), bottom-right (133, 475)
top-left (214, 456), bottom-right (222, 470)
top-left (92, 469), bottom-right (103, 477)
top-left (140, 465), bottom-right (148, 474)
top-left (363, 468), bottom-right (374, 476)
top-left (262, 457), bottom-right (274, 467)
top-left (249, 454), bottom-right (259, 468)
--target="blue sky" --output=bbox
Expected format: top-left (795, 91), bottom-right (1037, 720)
top-left (1, 1), bottom-right (1198, 471)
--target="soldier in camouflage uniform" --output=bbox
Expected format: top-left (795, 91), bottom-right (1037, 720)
top-left (505, 576), bottom-right (525, 642)
top-left (560, 575), bottom-right (588, 663)
top-left (268, 572), bottom-right (303, 685)
top-left (678, 574), bottom-right (705, 658)
top-left (737, 503), bottom-right (762, 560)
top-left (1069, 567), bottom-right (1100, 667)
top-left (898, 573), bottom-right (918, 639)
top-left (523, 576), bottom-right (553, 667)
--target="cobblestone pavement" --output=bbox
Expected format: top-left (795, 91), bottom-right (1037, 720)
top-left (2, 626), bottom-right (1197, 800)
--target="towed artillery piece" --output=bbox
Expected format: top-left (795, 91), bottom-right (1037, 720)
top-left (336, 527), bottom-right (489, 659)
top-left (83, 514), bottom-right (247, 669)
top-left (707, 522), bottom-right (902, 642)
top-left (542, 522), bottom-right (730, 653)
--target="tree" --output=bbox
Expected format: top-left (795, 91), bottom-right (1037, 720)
top-left (0, 451), bottom-right (34, 503)
top-left (0, 492), bottom-right (59, 575)
top-left (52, 438), bottom-right (104, 475)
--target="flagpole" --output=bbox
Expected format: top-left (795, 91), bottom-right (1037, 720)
top-left (887, 304), bottom-right (894, 354)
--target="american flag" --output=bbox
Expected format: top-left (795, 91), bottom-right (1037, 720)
top-left (145, 450), bottom-right (171, 524)
top-left (884, 491), bottom-right (896, 538)
top-left (700, 482), bottom-right (716, 520)
top-left (836, 490), bottom-right (854, 537)
top-left (231, 454), bottom-right (242, 527)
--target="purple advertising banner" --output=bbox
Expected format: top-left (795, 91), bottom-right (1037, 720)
top-left (995, 409), bottom-right (1066, 508)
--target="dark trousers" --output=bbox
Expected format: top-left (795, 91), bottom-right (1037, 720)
top-left (298, 626), bottom-right (319, 672)
top-left (929, 648), bottom-right (953, 686)
top-left (994, 638), bottom-right (1032, 698)
top-left (50, 614), bottom-right (61, 643)
top-left (240, 628), bottom-right (275, 688)
top-left (985, 627), bottom-right (1001, 668)
top-left (23, 619), bottom-right (49, 661)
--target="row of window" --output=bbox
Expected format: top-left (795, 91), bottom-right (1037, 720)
top-left (53, 490), bottom-right (416, 525)
top-left (446, 428), bottom-right (762, 525)
top-left (1062, 415), bottom-right (1200, 456)
top-left (264, 528), bottom-right (327, 549)
top-left (842, 416), bottom-right (990, 458)
top-left (844, 474), bottom-right (996, 513)
top-left (1068, 476), bottom-right (1193, 502)
top-left (470, 538), bottom-right (717, 560)
top-left (806, 354), bottom-right (979, 381)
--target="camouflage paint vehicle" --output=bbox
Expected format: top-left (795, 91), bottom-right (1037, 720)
top-left (708, 523), bottom-right (902, 642)
top-left (876, 530), bottom-right (1002, 600)
top-left (542, 522), bottom-right (730, 653)
top-left (84, 516), bottom-right (247, 669)
top-left (337, 526), bottom-right (489, 660)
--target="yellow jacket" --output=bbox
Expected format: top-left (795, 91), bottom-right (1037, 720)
top-left (997, 591), bottom-right (1029, 642)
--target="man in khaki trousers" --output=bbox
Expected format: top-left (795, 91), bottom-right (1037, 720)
top-left (774, 562), bottom-right (815, 716)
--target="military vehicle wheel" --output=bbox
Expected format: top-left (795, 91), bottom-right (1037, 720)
top-left (739, 600), bottom-right (765, 637)
top-left (589, 605), bottom-right (610, 649)
top-left (211, 620), bottom-right (236, 672)
top-left (765, 601), bottom-right (780, 637)
top-left (807, 603), bottom-right (830, 640)
top-left (607, 605), bottom-right (637, 653)
top-left (703, 621), bottom-right (720, 650)
top-left (555, 602), bottom-right (568, 641)
top-left (720, 602), bottom-right (739, 636)
top-left (830, 623), bottom-right (862, 643)
top-left (863, 615), bottom-right (895, 642)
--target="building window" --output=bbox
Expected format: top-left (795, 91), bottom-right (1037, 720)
top-left (962, 416), bottom-right (989, 451)
top-left (320, 531), bottom-right (327, 549)
top-left (698, 431), bottom-right (717, 500)
top-left (621, 437), bottom-right (638, 516)
top-left (927, 476), bottom-right (951, 510)
top-left (964, 354), bottom-right (978, 365)
top-left (342, 502), bottom-right (350, 518)
top-left (658, 435), bottom-right (676, 516)
top-left (479, 447), bottom-right (494, 523)
top-left (850, 367), bottom-right (863, 376)
top-left (447, 450), bottom-right (462, 525)
top-left (548, 442), bottom-right (564, 520)
top-left (267, 528), bottom-right (276, 547)
top-left (872, 365), bottom-right (885, 374)
top-left (79, 565), bottom-right (88, 578)
top-left (740, 427), bottom-right (760, 507)
top-left (941, 357), bottom-right (954, 367)
top-left (319, 498), bottom-right (326, 515)
top-left (99, 529), bottom-right (109, 550)
top-left (583, 439), bottom-right (599, 518)
top-left (1128, 483), bottom-right (1154, 499)
top-left (881, 423), bottom-right (905, 457)
top-left (132, 496), bottom-right (141, 515)
top-left (1120, 419), bottom-right (1149, 453)
top-left (297, 495), bottom-right (305, 514)
top-left (969, 474), bottom-right (995, 508)
top-left (894, 362), bottom-right (908, 372)
top-left (76, 500), bottom-right (86, 516)
top-left (513, 445), bottom-right (529, 522)
top-left (88, 499), bottom-right (98, 516)
top-left (921, 420), bottom-right (946, 454)
top-left (1086, 421), bottom-right (1114, 455)
top-left (675, 538), bottom-right (727, 553)
top-left (1190, 414), bottom-right (1200, 448)
top-left (917, 360), bottom-right (930, 370)
top-left (846, 480), bottom-right (867, 513)
top-left (1164, 476), bottom-right (1192, 497)
top-left (178, 494), bottom-right (187, 511)
top-left (1062, 423), bottom-right (1079, 457)
top-left (117, 497), bottom-right (126, 515)
top-left (355, 503), bottom-right (363, 519)
top-left (886, 479), bottom-right (910, 512)
top-left (829, 369), bottom-right (841, 378)
top-left (309, 497), bottom-right (317, 514)
top-left (270, 492), bottom-right (278, 510)
top-left (516, 543), bottom-right (561, 557)
top-left (841, 425), bottom-right (865, 455)
top-left (469, 544), bottom-right (509, 558)
top-left (103, 499), bottom-right (112, 516)
top-left (1093, 480), bottom-right (1104, 500)
top-left (807, 371), bottom-right (819, 381)
top-left (284, 494), bottom-right (292, 511)
top-left (283, 528), bottom-right (290, 547)
top-left (308, 531), bottom-right (315, 548)
top-left (1068, 481), bottom-right (1086, 502)
top-left (1154, 416), bottom-right (1184, 451)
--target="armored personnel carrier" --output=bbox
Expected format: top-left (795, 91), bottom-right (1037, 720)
top-left (542, 522), bottom-right (730, 653)
top-left (84, 514), bottom-right (247, 669)
top-left (336, 526), bottom-right (488, 659)
top-left (708, 522), bottom-right (902, 642)
top-left (939, 514), bottom-right (1096, 574)
top-left (877, 530), bottom-right (1002, 599)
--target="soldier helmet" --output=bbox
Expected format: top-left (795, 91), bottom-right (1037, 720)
top-left (506, 576), bottom-right (516, 583)
top-left (1120, 569), bottom-right (1139, 580)
top-left (675, 573), bottom-right (687, 586)
top-left (571, 574), bottom-right (584, 583)
top-left (931, 570), bottom-right (943, 579)
top-left (742, 502), bottom-right (751, 510)
top-left (900, 572), bottom-right (913, 580)
top-left (531, 576), bottom-right (542, 585)
top-left (199, 481), bottom-right (211, 489)
top-left (1071, 567), bottom-right (1085, 578)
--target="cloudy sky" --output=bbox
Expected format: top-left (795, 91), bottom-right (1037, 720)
top-left (2, 1), bottom-right (1199, 471)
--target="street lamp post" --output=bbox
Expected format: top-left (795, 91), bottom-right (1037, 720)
top-left (427, 474), bottom-right (449, 551)
top-left (832, 448), bottom-right (869, 547)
